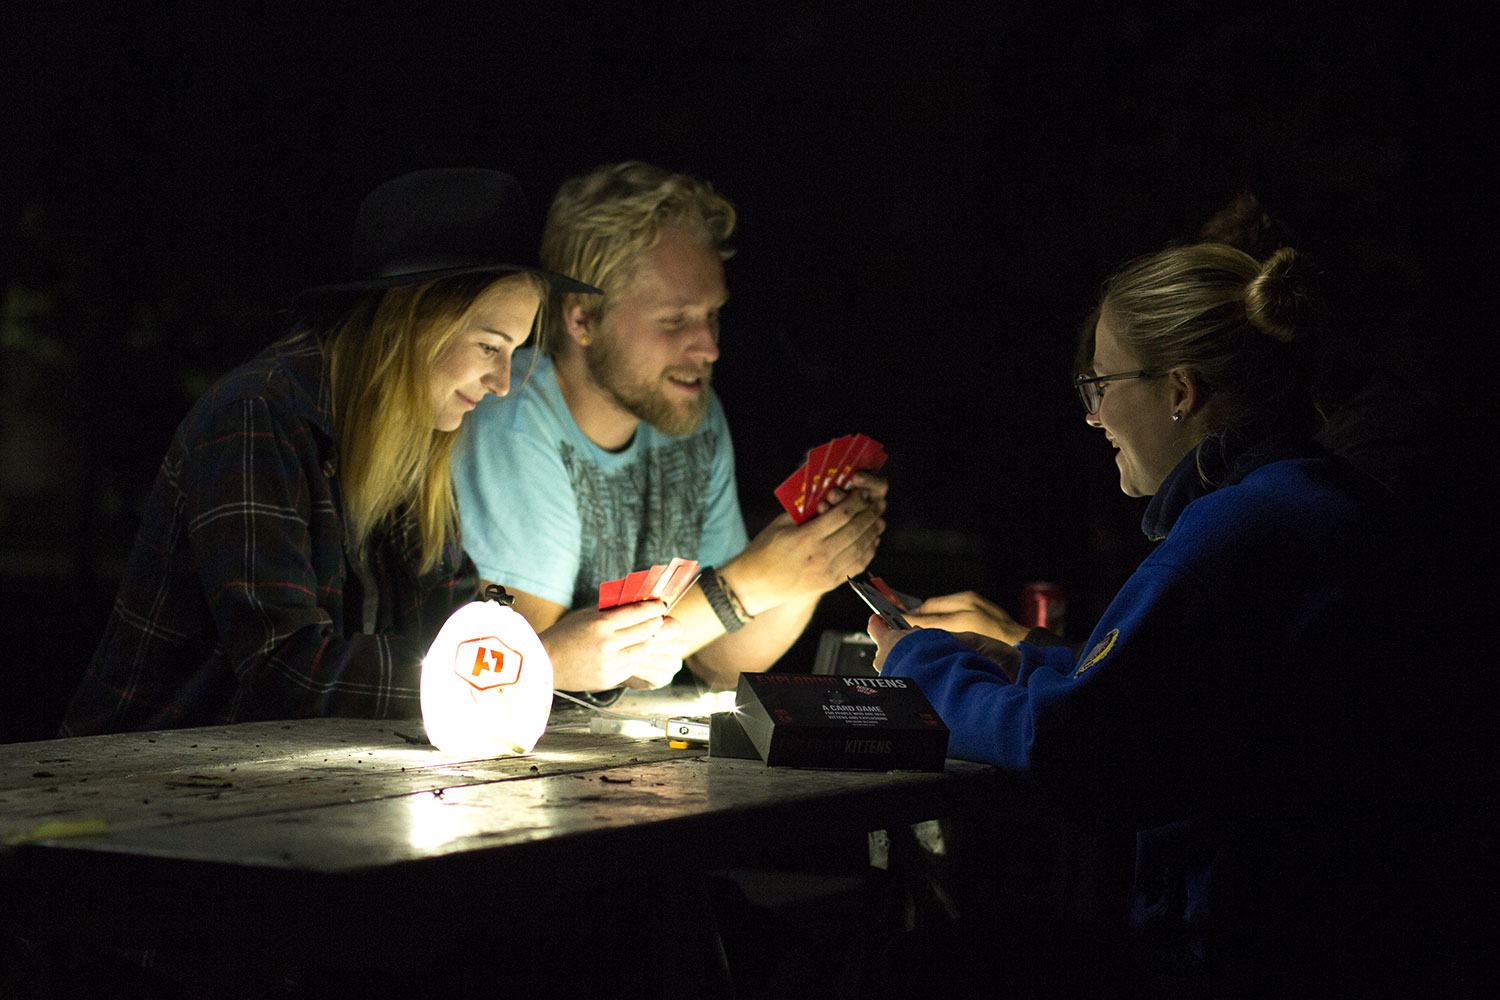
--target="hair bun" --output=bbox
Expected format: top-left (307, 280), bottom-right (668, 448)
top-left (1244, 246), bottom-right (1316, 344)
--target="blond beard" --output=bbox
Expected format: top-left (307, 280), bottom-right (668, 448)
top-left (585, 334), bottom-right (711, 436)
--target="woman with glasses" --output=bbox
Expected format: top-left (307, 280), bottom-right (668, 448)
top-left (869, 243), bottom-right (1465, 996)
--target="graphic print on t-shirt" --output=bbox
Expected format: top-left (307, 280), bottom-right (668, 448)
top-left (558, 430), bottom-right (716, 610)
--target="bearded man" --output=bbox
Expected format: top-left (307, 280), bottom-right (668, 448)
top-left (455, 162), bottom-right (887, 697)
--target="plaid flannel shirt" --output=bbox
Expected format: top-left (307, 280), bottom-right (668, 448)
top-left (61, 332), bottom-right (480, 735)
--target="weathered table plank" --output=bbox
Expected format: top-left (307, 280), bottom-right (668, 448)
top-left (1, 718), bottom-right (701, 841)
top-left (0, 690), bottom-right (735, 841)
top-left (44, 751), bottom-right (991, 871)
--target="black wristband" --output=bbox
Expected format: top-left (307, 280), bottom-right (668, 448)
top-left (699, 566), bottom-right (746, 633)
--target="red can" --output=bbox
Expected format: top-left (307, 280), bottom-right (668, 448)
top-left (1020, 581), bottom-right (1066, 636)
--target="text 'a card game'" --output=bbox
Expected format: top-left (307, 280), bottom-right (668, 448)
top-left (597, 557), bottom-right (700, 611)
top-left (774, 433), bottom-right (887, 525)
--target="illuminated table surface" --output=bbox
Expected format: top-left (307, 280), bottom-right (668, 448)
top-left (0, 689), bottom-right (1009, 957)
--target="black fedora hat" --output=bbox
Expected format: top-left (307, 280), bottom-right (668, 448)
top-left (295, 168), bottom-right (600, 308)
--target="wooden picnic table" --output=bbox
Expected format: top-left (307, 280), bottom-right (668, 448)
top-left (1, 692), bottom-right (1021, 994)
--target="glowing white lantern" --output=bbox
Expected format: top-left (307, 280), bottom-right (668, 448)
top-left (420, 586), bottom-right (554, 757)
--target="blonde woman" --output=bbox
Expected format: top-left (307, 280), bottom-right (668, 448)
top-left (62, 170), bottom-right (599, 734)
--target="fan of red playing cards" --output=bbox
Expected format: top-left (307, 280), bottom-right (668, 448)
top-left (597, 557), bottom-right (700, 610)
top-left (774, 433), bottom-right (887, 525)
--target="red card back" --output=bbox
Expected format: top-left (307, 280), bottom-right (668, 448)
top-left (774, 466), bottom-right (810, 522)
top-left (619, 569), bottom-right (651, 605)
top-left (598, 577), bottom-right (626, 609)
top-left (803, 439), bottom-right (835, 512)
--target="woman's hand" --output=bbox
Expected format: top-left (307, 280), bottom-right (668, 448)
top-left (867, 613), bottom-right (918, 673)
top-left (945, 630), bottom-right (1022, 682)
top-left (902, 590), bottom-right (1031, 645)
top-left (867, 614), bottom-right (1021, 682)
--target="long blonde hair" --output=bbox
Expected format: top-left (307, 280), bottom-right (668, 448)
top-left (324, 271), bottom-right (539, 573)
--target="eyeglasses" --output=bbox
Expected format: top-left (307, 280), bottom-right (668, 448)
top-left (1073, 370), bottom-right (1161, 415)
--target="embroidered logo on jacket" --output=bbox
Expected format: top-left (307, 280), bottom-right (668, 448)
top-left (1074, 629), bottom-right (1119, 676)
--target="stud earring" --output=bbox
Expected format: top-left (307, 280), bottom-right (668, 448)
top-left (1172, 411), bottom-right (1182, 422)
top-left (579, 333), bottom-right (591, 346)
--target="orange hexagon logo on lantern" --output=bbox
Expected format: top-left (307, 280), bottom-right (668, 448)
top-left (454, 636), bottom-right (523, 691)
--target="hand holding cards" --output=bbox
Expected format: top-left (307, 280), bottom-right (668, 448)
top-left (597, 557), bottom-right (700, 611)
top-left (774, 433), bottom-right (887, 524)
top-left (848, 574), bottom-right (913, 629)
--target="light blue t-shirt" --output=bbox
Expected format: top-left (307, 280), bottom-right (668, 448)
top-left (455, 349), bottom-right (749, 610)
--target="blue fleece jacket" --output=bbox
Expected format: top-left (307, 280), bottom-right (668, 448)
top-left (883, 434), bottom-right (1456, 990)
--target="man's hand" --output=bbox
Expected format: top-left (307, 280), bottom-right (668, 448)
top-left (902, 590), bottom-right (1030, 645)
top-left (538, 600), bottom-right (684, 692)
top-left (868, 614), bottom-right (1021, 681)
top-left (727, 472), bottom-right (888, 614)
top-left (814, 469), bottom-right (889, 515)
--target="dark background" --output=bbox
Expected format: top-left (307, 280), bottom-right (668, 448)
top-left (3, 5), bottom-right (1495, 741)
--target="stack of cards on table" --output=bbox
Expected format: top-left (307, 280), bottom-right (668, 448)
top-left (597, 557), bottom-right (700, 610)
top-left (774, 433), bottom-right (887, 525)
